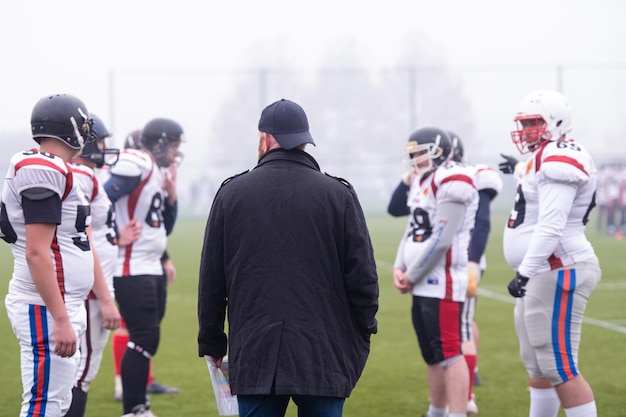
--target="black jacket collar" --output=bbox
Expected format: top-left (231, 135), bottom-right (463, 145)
top-left (256, 148), bottom-right (320, 172)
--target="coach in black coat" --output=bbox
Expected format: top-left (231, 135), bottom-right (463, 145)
top-left (198, 99), bottom-right (379, 414)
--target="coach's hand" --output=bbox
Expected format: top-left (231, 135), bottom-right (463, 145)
top-left (507, 272), bottom-right (529, 298)
top-left (499, 153), bottom-right (519, 174)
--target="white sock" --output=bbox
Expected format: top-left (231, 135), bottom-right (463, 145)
top-left (529, 387), bottom-right (560, 417)
top-left (564, 401), bottom-right (597, 417)
top-left (427, 404), bottom-right (447, 417)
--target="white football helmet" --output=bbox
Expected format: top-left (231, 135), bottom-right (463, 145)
top-left (511, 90), bottom-right (572, 154)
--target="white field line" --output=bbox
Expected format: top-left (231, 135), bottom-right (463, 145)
top-left (478, 289), bottom-right (626, 335)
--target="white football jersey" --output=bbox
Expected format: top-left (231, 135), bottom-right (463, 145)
top-left (503, 140), bottom-right (597, 277)
top-left (1, 150), bottom-right (94, 308)
top-left (399, 161), bottom-right (478, 301)
top-left (69, 163), bottom-right (118, 295)
top-left (110, 149), bottom-right (167, 276)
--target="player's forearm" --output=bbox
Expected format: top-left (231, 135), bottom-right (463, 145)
top-left (405, 201), bottom-right (465, 284)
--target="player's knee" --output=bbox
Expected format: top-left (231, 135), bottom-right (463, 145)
top-left (128, 329), bottom-right (160, 356)
top-left (537, 355), bottom-right (577, 385)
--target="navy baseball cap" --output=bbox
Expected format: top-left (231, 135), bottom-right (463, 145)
top-left (258, 99), bottom-right (315, 149)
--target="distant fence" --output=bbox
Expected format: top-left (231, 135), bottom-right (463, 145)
top-left (107, 64), bottom-right (626, 217)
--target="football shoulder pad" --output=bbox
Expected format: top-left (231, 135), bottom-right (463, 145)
top-left (473, 164), bottom-right (503, 195)
top-left (538, 141), bottom-right (594, 185)
top-left (110, 150), bottom-right (151, 178)
top-left (433, 164), bottom-right (476, 205)
top-left (12, 151), bottom-right (69, 199)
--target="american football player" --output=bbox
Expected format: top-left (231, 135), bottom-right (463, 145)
top-left (503, 90), bottom-right (600, 417)
top-left (104, 118), bottom-right (183, 417)
top-left (392, 127), bottom-right (478, 417)
top-left (1, 94), bottom-right (97, 417)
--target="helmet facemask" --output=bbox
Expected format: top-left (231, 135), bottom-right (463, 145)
top-left (511, 115), bottom-right (549, 154)
top-left (147, 138), bottom-right (182, 168)
top-left (82, 138), bottom-right (120, 168)
top-left (70, 107), bottom-right (93, 151)
top-left (404, 140), bottom-right (444, 178)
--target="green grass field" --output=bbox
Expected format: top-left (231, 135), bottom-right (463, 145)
top-left (0, 212), bottom-right (624, 417)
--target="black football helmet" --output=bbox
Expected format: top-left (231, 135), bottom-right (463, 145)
top-left (141, 118), bottom-right (184, 167)
top-left (31, 94), bottom-right (93, 150)
top-left (448, 130), bottom-right (464, 163)
top-left (404, 127), bottom-right (452, 176)
top-left (124, 129), bottom-right (142, 150)
top-left (80, 113), bottom-right (120, 167)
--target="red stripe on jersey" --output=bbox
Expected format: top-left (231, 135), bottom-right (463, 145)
top-left (70, 165), bottom-right (99, 201)
top-left (14, 156), bottom-right (66, 175)
top-left (127, 166), bottom-right (154, 218)
top-left (122, 164), bottom-right (154, 276)
top-left (440, 174), bottom-right (475, 188)
top-left (548, 254), bottom-right (564, 270)
top-left (475, 166), bottom-right (496, 175)
top-left (62, 162), bottom-right (73, 201)
top-left (91, 175), bottom-right (99, 201)
top-left (76, 300), bottom-right (93, 386)
top-left (543, 155), bottom-right (589, 176)
top-left (444, 248), bottom-right (453, 300)
top-left (51, 234), bottom-right (66, 300)
top-left (123, 245), bottom-right (133, 276)
top-left (431, 177), bottom-right (438, 197)
top-left (432, 174), bottom-right (474, 198)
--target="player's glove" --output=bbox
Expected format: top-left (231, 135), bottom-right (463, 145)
top-left (507, 272), bottom-right (529, 298)
top-left (466, 261), bottom-right (480, 298)
top-left (499, 153), bottom-right (519, 174)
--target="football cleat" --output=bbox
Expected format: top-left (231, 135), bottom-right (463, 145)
top-left (147, 380), bottom-right (180, 395)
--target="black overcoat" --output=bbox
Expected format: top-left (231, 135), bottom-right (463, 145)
top-left (198, 148), bottom-right (379, 397)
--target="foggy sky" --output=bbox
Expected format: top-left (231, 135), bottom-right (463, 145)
top-left (1, 0), bottom-right (625, 214)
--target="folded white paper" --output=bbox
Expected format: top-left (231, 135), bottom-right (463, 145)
top-left (205, 356), bottom-right (239, 416)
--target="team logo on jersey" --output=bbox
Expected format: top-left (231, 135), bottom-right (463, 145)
top-left (525, 159), bottom-right (532, 175)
